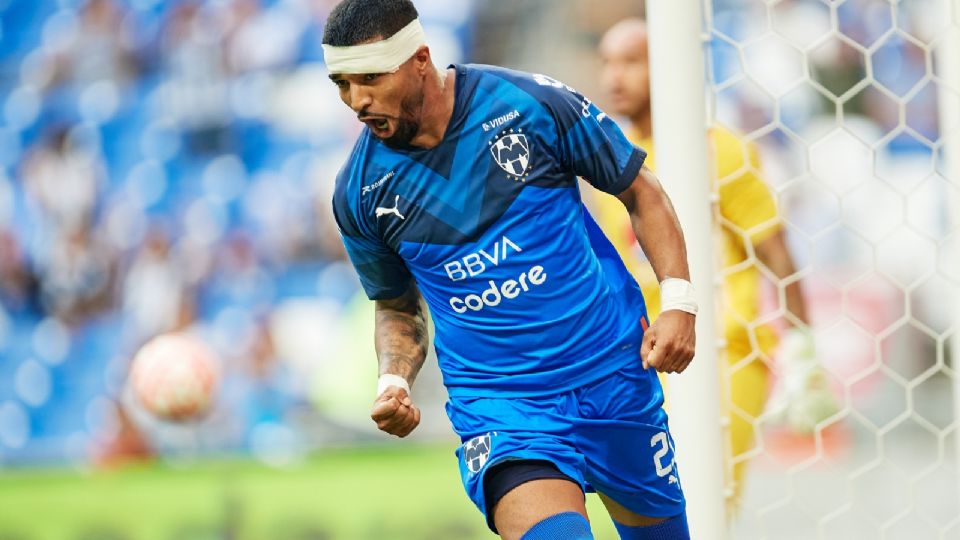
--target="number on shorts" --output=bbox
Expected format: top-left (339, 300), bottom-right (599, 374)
top-left (650, 431), bottom-right (675, 478)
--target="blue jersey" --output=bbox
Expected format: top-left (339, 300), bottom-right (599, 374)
top-left (332, 64), bottom-right (650, 397)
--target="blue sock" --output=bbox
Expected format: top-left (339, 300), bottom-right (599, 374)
top-left (521, 512), bottom-right (594, 540)
top-left (612, 513), bottom-right (690, 540)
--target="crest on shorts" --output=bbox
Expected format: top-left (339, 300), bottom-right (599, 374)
top-left (463, 433), bottom-right (492, 474)
top-left (489, 130), bottom-right (531, 181)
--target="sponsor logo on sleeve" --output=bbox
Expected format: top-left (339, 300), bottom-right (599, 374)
top-left (362, 171), bottom-right (395, 196)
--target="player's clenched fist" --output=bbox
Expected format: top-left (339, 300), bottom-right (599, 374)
top-left (641, 310), bottom-right (696, 374)
top-left (371, 386), bottom-right (421, 438)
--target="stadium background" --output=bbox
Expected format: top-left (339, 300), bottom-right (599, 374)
top-left (0, 0), bottom-right (958, 539)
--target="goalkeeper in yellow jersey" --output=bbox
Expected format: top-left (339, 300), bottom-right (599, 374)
top-left (597, 18), bottom-right (837, 512)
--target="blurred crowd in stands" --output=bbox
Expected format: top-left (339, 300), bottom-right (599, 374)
top-left (0, 0), bottom-right (468, 465)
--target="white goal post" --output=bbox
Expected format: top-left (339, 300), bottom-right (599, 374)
top-left (646, 1), bottom-right (728, 538)
top-left (940, 0), bottom-right (960, 494)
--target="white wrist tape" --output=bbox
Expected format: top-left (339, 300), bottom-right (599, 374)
top-left (322, 19), bottom-right (426, 74)
top-left (660, 278), bottom-right (699, 315)
top-left (377, 374), bottom-right (411, 397)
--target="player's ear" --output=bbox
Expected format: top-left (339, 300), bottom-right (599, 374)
top-left (413, 45), bottom-right (431, 75)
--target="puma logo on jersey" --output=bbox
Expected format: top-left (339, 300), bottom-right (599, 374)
top-left (375, 195), bottom-right (405, 220)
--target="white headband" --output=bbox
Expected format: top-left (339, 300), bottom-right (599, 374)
top-left (322, 19), bottom-right (426, 74)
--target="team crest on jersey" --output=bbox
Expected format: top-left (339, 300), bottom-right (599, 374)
top-left (489, 129), bottom-right (531, 181)
top-left (463, 433), bottom-right (493, 474)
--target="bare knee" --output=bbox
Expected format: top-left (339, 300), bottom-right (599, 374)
top-left (598, 492), bottom-right (668, 527)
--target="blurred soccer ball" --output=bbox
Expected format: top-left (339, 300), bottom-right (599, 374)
top-left (129, 333), bottom-right (220, 422)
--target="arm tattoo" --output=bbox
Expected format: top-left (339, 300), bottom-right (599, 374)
top-left (374, 284), bottom-right (429, 384)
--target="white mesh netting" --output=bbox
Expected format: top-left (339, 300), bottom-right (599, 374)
top-left (703, 1), bottom-right (960, 538)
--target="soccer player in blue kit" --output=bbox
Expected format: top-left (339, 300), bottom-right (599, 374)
top-left (324, 1), bottom-right (699, 538)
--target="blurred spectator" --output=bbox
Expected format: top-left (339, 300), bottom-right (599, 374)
top-left (57, 0), bottom-right (136, 85)
top-left (204, 231), bottom-right (275, 314)
top-left (0, 230), bottom-right (40, 315)
top-left (224, 0), bottom-right (307, 74)
top-left (21, 125), bottom-right (103, 238)
top-left (121, 224), bottom-right (190, 344)
top-left (44, 0), bottom-right (139, 91)
top-left (160, 1), bottom-right (233, 154)
top-left (19, 124), bottom-right (112, 325)
top-left (37, 228), bottom-right (115, 324)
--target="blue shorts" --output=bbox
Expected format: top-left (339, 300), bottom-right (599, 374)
top-left (447, 360), bottom-right (686, 528)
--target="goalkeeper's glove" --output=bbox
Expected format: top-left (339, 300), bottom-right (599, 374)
top-left (767, 327), bottom-right (840, 434)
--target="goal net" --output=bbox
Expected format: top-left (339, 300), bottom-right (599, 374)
top-left (703, 0), bottom-right (960, 538)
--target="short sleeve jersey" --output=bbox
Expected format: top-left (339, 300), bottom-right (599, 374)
top-left (332, 64), bottom-right (649, 397)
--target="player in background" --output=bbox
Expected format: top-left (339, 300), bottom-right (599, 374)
top-left (324, 0), bottom-right (697, 538)
top-left (597, 18), bottom-right (838, 513)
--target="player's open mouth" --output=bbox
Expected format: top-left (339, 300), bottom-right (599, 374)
top-left (364, 118), bottom-right (392, 137)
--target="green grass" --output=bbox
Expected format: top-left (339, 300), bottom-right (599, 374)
top-left (0, 444), bottom-right (619, 540)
